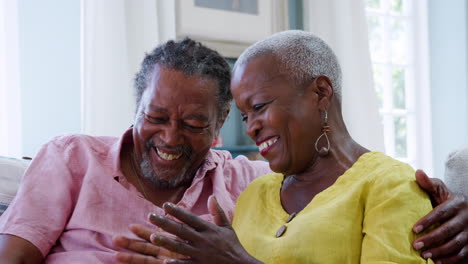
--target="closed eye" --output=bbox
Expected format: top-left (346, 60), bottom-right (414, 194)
top-left (253, 99), bottom-right (274, 112)
top-left (241, 100), bottom-right (274, 123)
top-left (253, 103), bottom-right (266, 111)
top-left (184, 123), bottom-right (210, 133)
top-left (145, 115), bottom-right (167, 124)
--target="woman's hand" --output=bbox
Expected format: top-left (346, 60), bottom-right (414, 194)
top-left (112, 224), bottom-right (185, 263)
top-left (148, 196), bottom-right (263, 264)
top-left (413, 170), bottom-right (468, 264)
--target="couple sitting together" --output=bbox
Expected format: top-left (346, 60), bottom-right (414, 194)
top-left (0, 30), bottom-right (467, 263)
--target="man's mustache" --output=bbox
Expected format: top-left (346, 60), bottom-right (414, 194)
top-left (145, 140), bottom-right (192, 158)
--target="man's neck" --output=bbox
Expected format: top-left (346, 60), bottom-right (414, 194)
top-left (141, 177), bottom-right (191, 208)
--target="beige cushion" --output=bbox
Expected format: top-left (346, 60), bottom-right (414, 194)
top-left (445, 147), bottom-right (468, 196)
top-left (0, 156), bottom-right (29, 215)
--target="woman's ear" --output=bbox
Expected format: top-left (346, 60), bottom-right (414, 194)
top-left (314, 75), bottom-right (334, 111)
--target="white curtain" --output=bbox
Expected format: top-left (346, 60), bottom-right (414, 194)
top-left (303, 0), bottom-right (385, 152)
top-left (0, 0), bottom-right (22, 157)
top-left (81, 0), bottom-right (173, 136)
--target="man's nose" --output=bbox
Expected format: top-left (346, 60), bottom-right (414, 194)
top-left (159, 122), bottom-right (184, 146)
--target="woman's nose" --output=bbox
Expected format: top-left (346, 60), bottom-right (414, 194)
top-left (246, 116), bottom-right (261, 139)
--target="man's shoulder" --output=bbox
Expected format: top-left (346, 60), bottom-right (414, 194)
top-left (206, 149), bottom-right (272, 201)
top-left (44, 134), bottom-right (119, 158)
top-left (209, 149), bottom-right (271, 173)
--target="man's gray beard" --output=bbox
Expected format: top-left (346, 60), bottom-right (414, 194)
top-left (139, 150), bottom-right (193, 189)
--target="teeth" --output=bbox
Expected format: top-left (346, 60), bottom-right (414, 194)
top-left (156, 148), bottom-right (182, 161)
top-left (258, 137), bottom-right (278, 152)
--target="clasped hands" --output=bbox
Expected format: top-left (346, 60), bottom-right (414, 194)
top-left (113, 196), bottom-right (259, 264)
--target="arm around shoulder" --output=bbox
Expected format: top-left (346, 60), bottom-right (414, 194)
top-left (361, 163), bottom-right (434, 263)
top-left (0, 234), bottom-right (43, 264)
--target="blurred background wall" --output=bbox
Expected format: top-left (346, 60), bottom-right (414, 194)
top-left (1, 0), bottom-right (467, 179)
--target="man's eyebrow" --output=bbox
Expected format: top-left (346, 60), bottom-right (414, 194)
top-left (148, 105), bottom-right (169, 114)
top-left (184, 113), bottom-right (209, 122)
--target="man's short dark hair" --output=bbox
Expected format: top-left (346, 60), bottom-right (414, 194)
top-left (134, 38), bottom-right (232, 121)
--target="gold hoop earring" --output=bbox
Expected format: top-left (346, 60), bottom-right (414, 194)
top-left (314, 111), bottom-right (330, 156)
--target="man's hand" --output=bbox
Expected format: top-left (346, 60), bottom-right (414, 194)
top-left (112, 224), bottom-right (184, 263)
top-left (413, 169), bottom-right (468, 264)
top-left (148, 196), bottom-right (262, 264)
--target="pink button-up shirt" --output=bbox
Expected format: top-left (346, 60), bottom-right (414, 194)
top-left (0, 129), bottom-right (271, 263)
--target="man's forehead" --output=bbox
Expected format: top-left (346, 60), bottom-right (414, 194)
top-left (146, 103), bottom-right (211, 121)
top-left (144, 67), bottom-right (217, 96)
top-left (140, 87), bottom-right (217, 120)
top-left (151, 65), bottom-right (216, 87)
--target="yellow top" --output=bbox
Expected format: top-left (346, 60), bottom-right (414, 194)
top-left (233, 152), bottom-right (434, 264)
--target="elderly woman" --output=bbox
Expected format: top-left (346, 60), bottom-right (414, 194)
top-left (116, 31), bottom-right (463, 263)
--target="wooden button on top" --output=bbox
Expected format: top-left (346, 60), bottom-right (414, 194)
top-left (276, 225), bottom-right (287, 238)
top-left (286, 212), bottom-right (297, 223)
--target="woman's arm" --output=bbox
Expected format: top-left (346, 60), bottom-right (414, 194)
top-left (0, 234), bottom-right (43, 264)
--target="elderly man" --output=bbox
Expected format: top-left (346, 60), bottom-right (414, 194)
top-left (0, 38), bottom-right (466, 264)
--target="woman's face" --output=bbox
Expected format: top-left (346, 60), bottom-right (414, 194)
top-left (231, 55), bottom-right (323, 176)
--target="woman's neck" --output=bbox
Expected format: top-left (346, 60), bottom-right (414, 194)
top-left (279, 104), bottom-right (369, 214)
top-left (294, 104), bottom-right (368, 182)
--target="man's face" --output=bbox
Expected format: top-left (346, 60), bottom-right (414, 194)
top-left (132, 65), bottom-right (220, 188)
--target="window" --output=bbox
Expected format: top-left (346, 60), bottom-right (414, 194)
top-left (366, 0), bottom-right (432, 172)
top-left (0, 0), bottom-right (22, 158)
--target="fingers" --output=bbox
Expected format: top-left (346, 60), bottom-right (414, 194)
top-left (413, 198), bottom-right (458, 234)
top-left (208, 195), bottom-right (231, 227)
top-left (115, 252), bottom-right (164, 264)
top-left (162, 203), bottom-right (210, 231)
top-left (414, 213), bottom-right (465, 250)
top-left (149, 213), bottom-right (198, 242)
top-left (164, 259), bottom-right (193, 264)
top-left (420, 231), bottom-right (468, 261)
top-left (432, 244), bottom-right (468, 264)
top-left (415, 170), bottom-right (436, 193)
top-left (151, 234), bottom-right (196, 257)
top-left (415, 169), bottom-right (450, 206)
top-left (113, 235), bottom-right (162, 257)
top-left (130, 224), bottom-right (157, 242)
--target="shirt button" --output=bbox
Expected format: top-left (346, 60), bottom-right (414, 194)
top-left (276, 225), bottom-right (287, 238)
top-left (286, 212), bottom-right (297, 223)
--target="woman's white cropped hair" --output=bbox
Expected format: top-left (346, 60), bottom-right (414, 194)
top-left (234, 30), bottom-right (343, 102)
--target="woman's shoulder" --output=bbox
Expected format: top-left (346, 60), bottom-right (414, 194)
top-left (245, 172), bottom-right (283, 189)
top-left (236, 172), bottom-right (283, 201)
top-left (352, 151), bottom-right (415, 182)
top-left (351, 152), bottom-right (431, 205)
top-left (335, 151), bottom-right (421, 199)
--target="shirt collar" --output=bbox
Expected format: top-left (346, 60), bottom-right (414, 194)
top-left (109, 127), bottom-right (133, 179)
top-left (109, 128), bottom-right (229, 181)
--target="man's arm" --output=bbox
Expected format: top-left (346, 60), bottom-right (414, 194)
top-left (0, 234), bottom-right (43, 264)
top-left (414, 170), bottom-right (468, 264)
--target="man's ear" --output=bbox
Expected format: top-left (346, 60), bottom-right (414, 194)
top-left (310, 75), bottom-right (334, 112)
top-left (215, 108), bottom-right (231, 135)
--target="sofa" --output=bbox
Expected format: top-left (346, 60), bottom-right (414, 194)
top-left (0, 156), bottom-right (29, 216)
top-left (445, 146), bottom-right (468, 196)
